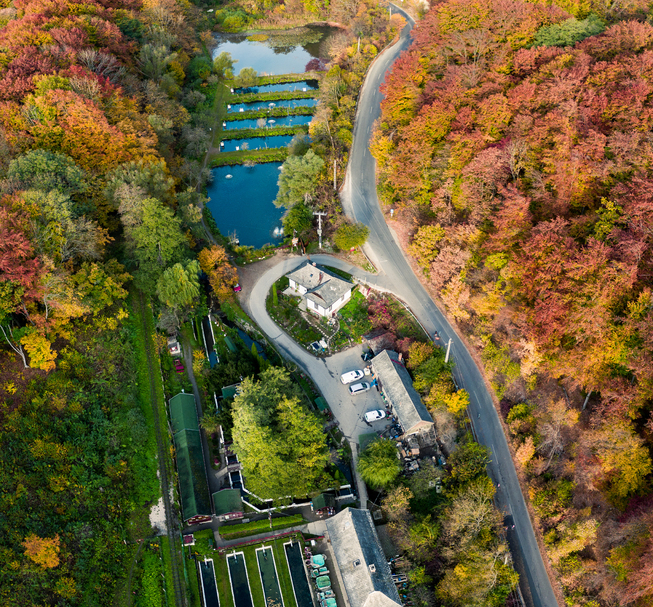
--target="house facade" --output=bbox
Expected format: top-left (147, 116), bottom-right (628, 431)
top-left (286, 261), bottom-right (353, 317)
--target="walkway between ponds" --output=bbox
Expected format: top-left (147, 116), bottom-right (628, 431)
top-left (215, 521), bottom-right (327, 550)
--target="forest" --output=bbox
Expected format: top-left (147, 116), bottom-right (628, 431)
top-left (0, 0), bottom-right (228, 602)
top-left (372, 0), bottom-right (653, 605)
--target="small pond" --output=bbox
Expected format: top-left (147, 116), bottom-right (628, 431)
top-left (206, 164), bottom-right (285, 249)
top-left (234, 79), bottom-right (318, 94)
top-left (223, 115), bottom-right (313, 130)
top-left (213, 26), bottom-right (338, 75)
top-left (228, 98), bottom-right (318, 113)
top-left (220, 135), bottom-right (293, 151)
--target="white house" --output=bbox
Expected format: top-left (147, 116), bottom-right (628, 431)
top-left (286, 261), bottom-right (353, 317)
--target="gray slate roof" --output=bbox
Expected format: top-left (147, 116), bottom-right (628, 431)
top-left (286, 261), bottom-right (352, 310)
top-left (325, 509), bottom-right (401, 607)
top-left (371, 350), bottom-right (433, 434)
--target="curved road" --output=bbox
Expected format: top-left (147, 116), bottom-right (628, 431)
top-left (338, 5), bottom-right (559, 607)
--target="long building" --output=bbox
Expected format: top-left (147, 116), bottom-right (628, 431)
top-left (169, 392), bottom-right (211, 525)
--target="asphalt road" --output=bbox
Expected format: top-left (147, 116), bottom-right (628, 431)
top-left (339, 5), bottom-right (559, 607)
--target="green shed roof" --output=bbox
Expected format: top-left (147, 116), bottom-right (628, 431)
top-left (315, 397), bottom-right (329, 412)
top-left (222, 385), bottom-right (238, 400)
top-left (174, 429), bottom-right (211, 522)
top-left (312, 492), bottom-right (336, 510)
top-left (169, 393), bottom-right (199, 435)
top-left (212, 489), bottom-right (243, 516)
top-left (224, 336), bottom-right (238, 353)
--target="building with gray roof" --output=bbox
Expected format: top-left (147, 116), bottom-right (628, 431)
top-left (371, 350), bottom-right (434, 437)
top-left (286, 261), bottom-right (353, 317)
top-left (324, 508), bottom-right (401, 607)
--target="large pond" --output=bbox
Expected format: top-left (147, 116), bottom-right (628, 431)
top-left (213, 26), bottom-right (339, 75)
top-left (206, 164), bottom-right (285, 249)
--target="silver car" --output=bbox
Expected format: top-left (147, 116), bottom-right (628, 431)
top-left (348, 382), bottom-right (370, 395)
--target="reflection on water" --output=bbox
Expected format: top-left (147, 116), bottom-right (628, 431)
top-left (212, 25), bottom-right (338, 74)
top-left (206, 164), bottom-right (285, 249)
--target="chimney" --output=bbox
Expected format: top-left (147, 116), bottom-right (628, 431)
top-left (398, 353), bottom-right (403, 362)
top-left (318, 272), bottom-right (323, 284)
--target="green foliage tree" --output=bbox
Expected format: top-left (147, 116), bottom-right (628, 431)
top-left (531, 13), bottom-right (605, 48)
top-left (358, 438), bottom-right (401, 490)
top-left (283, 202), bottom-right (313, 235)
top-left (8, 149), bottom-right (86, 196)
top-left (200, 410), bottom-right (221, 436)
top-left (333, 221), bottom-right (370, 250)
top-left (232, 367), bottom-right (331, 500)
top-left (237, 67), bottom-right (258, 88)
top-left (274, 150), bottom-right (324, 208)
top-left (448, 439), bottom-right (491, 493)
top-left (155, 260), bottom-right (200, 311)
top-left (119, 196), bottom-right (187, 291)
top-left (213, 52), bottom-right (235, 79)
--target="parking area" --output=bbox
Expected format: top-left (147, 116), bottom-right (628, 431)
top-left (317, 345), bottom-right (391, 443)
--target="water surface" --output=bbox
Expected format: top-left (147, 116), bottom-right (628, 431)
top-left (220, 135), bottom-right (293, 151)
top-left (223, 115), bottom-right (313, 130)
top-left (228, 98), bottom-right (318, 113)
top-left (234, 80), bottom-right (318, 94)
top-left (206, 164), bottom-right (285, 248)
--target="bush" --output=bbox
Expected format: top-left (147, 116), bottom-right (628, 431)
top-left (333, 221), bottom-right (369, 250)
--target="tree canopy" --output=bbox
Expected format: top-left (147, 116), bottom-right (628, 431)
top-left (358, 438), bottom-right (402, 490)
top-left (274, 150), bottom-right (324, 208)
top-left (232, 367), bottom-right (331, 500)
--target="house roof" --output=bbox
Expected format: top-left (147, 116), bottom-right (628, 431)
top-left (325, 509), bottom-right (401, 607)
top-left (371, 350), bottom-right (433, 434)
top-left (213, 489), bottom-right (243, 516)
top-left (174, 428), bottom-right (211, 522)
top-left (287, 261), bottom-right (352, 310)
top-left (169, 393), bottom-right (199, 435)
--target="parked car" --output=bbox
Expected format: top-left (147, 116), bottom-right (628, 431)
top-left (349, 382), bottom-right (370, 395)
top-left (340, 370), bottom-right (364, 385)
top-left (364, 409), bottom-right (386, 423)
top-left (233, 283), bottom-right (242, 293)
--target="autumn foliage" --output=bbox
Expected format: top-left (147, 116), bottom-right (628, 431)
top-left (374, 1), bottom-right (653, 604)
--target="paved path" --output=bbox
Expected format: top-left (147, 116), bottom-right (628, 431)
top-left (339, 5), bottom-right (559, 607)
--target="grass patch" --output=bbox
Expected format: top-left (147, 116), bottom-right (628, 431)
top-left (323, 265), bottom-right (353, 281)
top-left (210, 147), bottom-right (288, 166)
top-left (230, 90), bottom-right (317, 104)
top-left (215, 554), bottom-right (235, 607)
top-left (226, 106), bottom-right (315, 121)
top-left (159, 536), bottom-right (177, 603)
top-left (220, 515), bottom-right (305, 540)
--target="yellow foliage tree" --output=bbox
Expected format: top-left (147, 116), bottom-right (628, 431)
top-left (20, 330), bottom-right (57, 372)
top-left (443, 389), bottom-right (470, 417)
top-left (22, 534), bottom-right (60, 568)
top-left (198, 245), bottom-right (238, 303)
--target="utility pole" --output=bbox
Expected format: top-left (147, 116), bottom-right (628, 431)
top-left (314, 212), bottom-right (327, 249)
top-left (445, 338), bottom-right (452, 364)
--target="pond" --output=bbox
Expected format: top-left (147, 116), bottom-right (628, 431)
top-left (223, 115), bottom-right (313, 130)
top-left (206, 164), bottom-right (285, 249)
top-left (213, 25), bottom-right (339, 75)
top-left (234, 79), bottom-right (318, 94)
top-left (228, 98), bottom-right (318, 113)
top-left (220, 135), bottom-right (293, 152)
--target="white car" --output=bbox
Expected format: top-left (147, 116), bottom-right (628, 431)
top-left (340, 369), bottom-right (365, 385)
top-left (364, 409), bottom-right (386, 423)
top-left (349, 382), bottom-right (370, 395)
